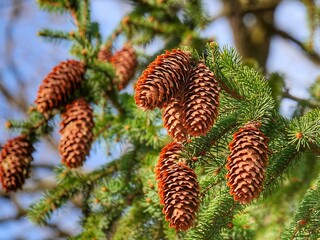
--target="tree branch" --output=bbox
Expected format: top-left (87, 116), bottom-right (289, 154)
top-left (267, 24), bottom-right (320, 65)
top-left (282, 89), bottom-right (320, 109)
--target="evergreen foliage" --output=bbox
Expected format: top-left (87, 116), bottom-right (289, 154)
top-left (1, 0), bottom-right (319, 239)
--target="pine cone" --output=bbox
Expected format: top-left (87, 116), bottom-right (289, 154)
top-left (156, 142), bottom-right (200, 231)
top-left (111, 43), bottom-right (137, 90)
top-left (59, 99), bottom-right (94, 168)
top-left (162, 99), bottom-right (188, 142)
top-left (156, 142), bottom-right (182, 202)
top-left (0, 135), bottom-right (34, 192)
top-left (226, 122), bottom-right (269, 204)
top-left (182, 62), bottom-right (220, 137)
top-left (135, 49), bottom-right (191, 110)
top-left (97, 46), bottom-right (112, 62)
top-left (35, 60), bottom-right (86, 114)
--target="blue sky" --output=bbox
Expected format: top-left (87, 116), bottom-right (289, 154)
top-left (0, 0), bottom-right (319, 238)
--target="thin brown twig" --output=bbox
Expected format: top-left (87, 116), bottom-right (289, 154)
top-left (209, 1), bottom-right (320, 65)
top-left (0, 81), bottom-right (28, 112)
top-left (266, 23), bottom-right (320, 65)
top-left (282, 90), bottom-right (320, 109)
top-left (208, 1), bottom-right (279, 23)
top-left (290, 210), bottom-right (312, 240)
top-left (215, 77), bottom-right (245, 100)
top-left (201, 178), bottom-right (224, 198)
top-left (65, 1), bottom-right (82, 37)
top-left (104, 25), bottom-right (123, 50)
top-left (104, 90), bottom-right (126, 116)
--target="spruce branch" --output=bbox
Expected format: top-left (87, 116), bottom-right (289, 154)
top-left (70, 212), bottom-right (108, 240)
top-left (28, 148), bottom-right (139, 225)
top-left (37, 29), bottom-right (74, 42)
top-left (183, 112), bottom-right (238, 160)
top-left (6, 109), bottom-right (57, 139)
top-left (207, 43), bottom-right (275, 123)
top-left (27, 168), bottom-right (85, 225)
top-left (185, 189), bottom-right (242, 240)
top-left (263, 145), bottom-right (300, 196)
top-left (282, 175), bottom-right (320, 239)
top-left (81, 0), bottom-right (90, 34)
top-left (37, 0), bottom-right (69, 13)
top-left (200, 174), bottom-right (225, 198)
top-left (208, 1), bottom-right (279, 23)
top-left (287, 109), bottom-right (320, 151)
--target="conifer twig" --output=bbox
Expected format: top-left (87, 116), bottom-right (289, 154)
top-left (201, 178), bottom-right (224, 198)
top-left (215, 77), bottom-right (245, 100)
top-left (105, 90), bottom-right (126, 116)
top-left (66, 1), bottom-right (79, 30)
top-left (105, 24), bottom-right (123, 49)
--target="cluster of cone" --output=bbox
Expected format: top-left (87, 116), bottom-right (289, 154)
top-left (0, 43), bottom-right (137, 192)
top-left (156, 142), bottom-right (200, 231)
top-left (0, 60), bottom-right (91, 192)
top-left (134, 49), bottom-right (271, 230)
top-left (226, 122), bottom-right (269, 204)
top-left (134, 49), bottom-right (220, 142)
top-left (35, 59), bottom-right (94, 170)
top-left (134, 49), bottom-right (220, 231)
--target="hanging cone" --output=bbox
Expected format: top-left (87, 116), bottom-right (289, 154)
top-left (0, 135), bottom-right (34, 192)
top-left (97, 46), bottom-right (112, 62)
top-left (162, 99), bottom-right (188, 142)
top-left (59, 99), bottom-right (94, 168)
top-left (35, 60), bottom-right (86, 114)
top-left (156, 142), bottom-right (200, 231)
top-left (226, 122), bottom-right (269, 204)
top-left (182, 62), bottom-right (220, 137)
top-left (110, 43), bottom-right (137, 90)
top-left (156, 142), bottom-right (182, 202)
top-left (135, 49), bottom-right (191, 110)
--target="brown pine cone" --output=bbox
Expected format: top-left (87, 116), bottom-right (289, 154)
top-left (59, 99), bottom-right (94, 168)
top-left (35, 60), bottom-right (86, 114)
top-left (156, 142), bottom-right (200, 231)
top-left (182, 62), bottom-right (220, 137)
top-left (226, 122), bottom-right (269, 204)
top-left (156, 142), bottom-right (182, 203)
top-left (162, 99), bottom-right (188, 142)
top-left (135, 49), bottom-right (191, 110)
top-left (97, 46), bottom-right (112, 62)
top-left (111, 43), bottom-right (137, 91)
top-left (0, 135), bottom-right (34, 192)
